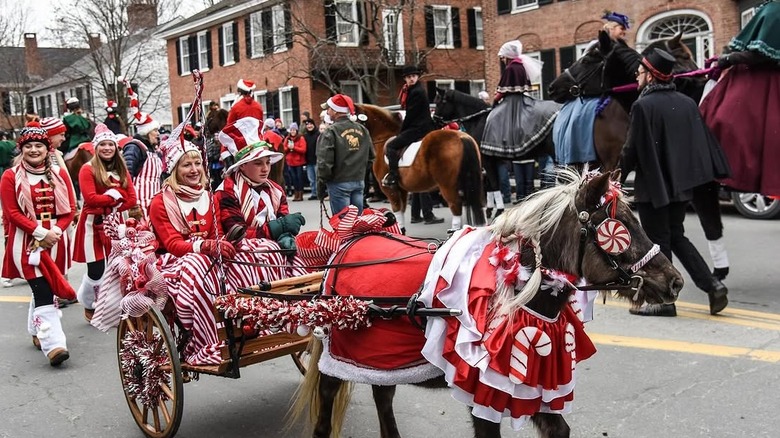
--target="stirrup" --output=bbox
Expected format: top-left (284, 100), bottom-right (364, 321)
top-left (381, 173), bottom-right (398, 188)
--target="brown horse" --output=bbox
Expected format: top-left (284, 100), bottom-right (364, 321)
top-left (63, 146), bottom-right (94, 199)
top-left (548, 32), bottom-right (701, 171)
top-left (355, 104), bottom-right (486, 230)
top-left (292, 169), bottom-right (683, 438)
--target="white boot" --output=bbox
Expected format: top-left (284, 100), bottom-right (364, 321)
top-left (76, 276), bottom-right (100, 310)
top-left (28, 296), bottom-right (41, 350)
top-left (33, 304), bottom-right (69, 366)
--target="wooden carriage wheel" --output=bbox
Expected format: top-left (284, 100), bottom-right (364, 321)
top-left (291, 347), bottom-right (311, 375)
top-left (117, 307), bottom-right (184, 438)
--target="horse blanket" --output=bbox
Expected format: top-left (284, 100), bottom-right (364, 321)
top-left (553, 97), bottom-right (599, 165)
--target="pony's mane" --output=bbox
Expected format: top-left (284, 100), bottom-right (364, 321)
top-left (489, 168), bottom-right (583, 316)
top-left (359, 104), bottom-right (401, 124)
top-left (447, 89), bottom-right (489, 110)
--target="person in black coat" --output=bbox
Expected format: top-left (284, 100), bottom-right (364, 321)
top-left (302, 118), bottom-right (320, 200)
top-left (620, 48), bottom-right (730, 317)
top-left (382, 65), bottom-right (435, 188)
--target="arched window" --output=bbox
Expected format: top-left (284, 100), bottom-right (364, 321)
top-left (636, 10), bottom-right (714, 67)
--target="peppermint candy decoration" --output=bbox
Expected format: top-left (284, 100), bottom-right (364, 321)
top-left (596, 218), bottom-right (631, 255)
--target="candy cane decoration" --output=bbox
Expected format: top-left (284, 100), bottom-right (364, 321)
top-left (565, 323), bottom-right (576, 372)
top-left (509, 326), bottom-right (552, 384)
top-left (596, 218), bottom-right (632, 255)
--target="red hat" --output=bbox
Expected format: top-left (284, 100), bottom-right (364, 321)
top-left (237, 79), bottom-right (256, 93)
top-left (123, 79), bottom-right (159, 136)
top-left (106, 100), bottom-right (118, 113)
top-left (321, 94), bottom-right (364, 121)
top-left (39, 117), bottom-right (66, 137)
top-left (17, 122), bottom-right (50, 147)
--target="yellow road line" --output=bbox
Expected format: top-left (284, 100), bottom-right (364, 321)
top-left (0, 296), bottom-right (30, 302)
top-left (601, 300), bottom-right (780, 328)
top-left (589, 333), bottom-right (780, 363)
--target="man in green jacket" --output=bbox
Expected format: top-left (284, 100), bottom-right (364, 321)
top-left (62, 97), bottom-right (92, 154)
top-left (317, 94), bottom-right (374, 215)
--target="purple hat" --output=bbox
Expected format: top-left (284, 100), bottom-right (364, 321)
top-left (602, 11), bottom-right (630, 29)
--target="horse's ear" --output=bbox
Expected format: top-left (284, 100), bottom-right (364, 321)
top-left (670, 32), bottom-right (683, 47)
top-left (598, 30), bottom-right (612, 52)
top-left (583, 172), bottom-right (612, 208)
top-left (436, 87), bottom-right (445, 96)
top-left (609, 169), bottom-right (622, 184)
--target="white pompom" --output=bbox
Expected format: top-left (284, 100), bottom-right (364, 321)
top-left (348, 114), bottom-right (357, 122)
top-left (37, 321), bottom-right (52, 339)
top-left (313, 326), bottom-right (329, 339)
top-left (116, 76), bottom-right (126, 83)
top-left (296, 325), bottom-right (310, 337)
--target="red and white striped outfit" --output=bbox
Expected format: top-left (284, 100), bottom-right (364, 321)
top-left (134, 148), bottom-right (162, 218)
top-left (72, 163), bottom-right (137, 263)
top-left (1, 165), bottom-right (76, 280)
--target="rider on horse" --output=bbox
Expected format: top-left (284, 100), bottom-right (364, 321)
top-left (382, 64), bottom-right (435, 189)
top-left (62, 97), bottom-right (92, 155)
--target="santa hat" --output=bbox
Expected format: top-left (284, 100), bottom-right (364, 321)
top-left (17, 122), bottom-right (50, 147)
top-left (159, 129), bottom-right (200, 174)
top-left (115, 134), bottom-right (129, 148)
top-left (218, 117), bottom-right (283, 174)
top-left (123, 79), bottom-right (160, 136)
top-left (39, 117), bottom-right (66, 137)
top-left (320, 94), bottom-right (366, 122)
top-left (106, 100), bottom-right (118, 113)
top-left (237, 79), bottom-right (256, 93)
top-left (92, 123), bottom-right (117, 147)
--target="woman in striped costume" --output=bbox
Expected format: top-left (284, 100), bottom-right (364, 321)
top-left (0, 124), bottom-right (76, 366)
top-left (123, 113), bottom-right (162, 218)
top-left (73, 123), bottom-right (137, 322)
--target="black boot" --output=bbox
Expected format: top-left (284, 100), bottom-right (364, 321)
top-left (707, 278), bottom-right (728, 315)
top-left (382, 153), bottom-right (400, 188)
top-left (713, 267), bottom-right (729, 281)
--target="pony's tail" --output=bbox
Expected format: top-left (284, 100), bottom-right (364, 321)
top-left (458, 135), bottom-right (486, 226)
top-left (287, 337), bottom-right (353, 438)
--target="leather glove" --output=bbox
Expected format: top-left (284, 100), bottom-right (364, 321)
top-left (317, 180), bottom-right (327, 201)
top-left (200, 239), bottom-right (236, 259)
top-left (277, 232), bottom-right (297, 254)
top-left (267, 212), bottom-right (306, 239)
top-left (717, 54), bottom-right (732, 69)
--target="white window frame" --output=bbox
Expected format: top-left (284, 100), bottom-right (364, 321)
top-left (524, 51), bottom-right (543, 100)
top-left (576, 42), bottom-right (593, 59)
top-left (197, 30), bottom-right (210, 72)
top-left (335, 0), bottom-right (360, 47)
top-left (382, 8), bottom-right (405, 64)
top-left (249, 11), bottom-right (264, 58)
top-left (340, 80), bottom-right (363, 104)
top-left (201, 100), bottom-right (212, 116)
top-left (278, 86), bottom-right (294, 127)
top-left (432, 5), bottom-right (453, 49)
top-left (222, 22), bottom-right (235, 66)
top-left (636, 10), bottom-right (714, 67)
top-left (474, 7), bottom-right (484, 50)
top-left (181, 103), bottom-right (192, 124)
top-left (253, 90), bottom-right (267, 111)
top-left (469, 80), bottom-right (485, 97)
top-left (220, 93), bottom-right (237, 110)
top-left (272, 4), bottom-right (287, 54)
top-left (512, 0), bottom-right (538, 14)
top-left (9, 91), bottom-right (24, 116)
top-left (178, 36), bottom-right (190, 76)
top-left (741, 8), bottom-right (755, 29)
top-left (435, 79), bottom-right (455, 91)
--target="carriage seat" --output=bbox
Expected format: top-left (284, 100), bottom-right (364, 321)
top-left (383, 140), bottom-right (422, 168)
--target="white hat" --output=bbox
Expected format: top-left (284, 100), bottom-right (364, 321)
top-left (159, 127), bottom-right (200, 174)
top-left (498, 40), bottom-right (523, 59)
top-left (133, 112), bottom-right (160, 136)
top-left (218, 117), bottom-right (283, 174)
top-left (66, 97), bottom-right (79, 105)
top-left (92, 123), bottom-right (117, 147)
top-left (237, 79), bottom-right (256, 93)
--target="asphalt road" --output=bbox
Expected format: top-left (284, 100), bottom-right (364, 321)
top-left (1, 197), bottom-right (779, 438)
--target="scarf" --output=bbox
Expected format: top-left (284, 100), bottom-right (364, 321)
top-left (161, 183), bottom-right (205, 235)
top-left (236, 173), bottom-right (279, 227)
top-left (16, 161), bottom-right (71, 219)
top-left (398, 84), bottom-right (409, 109)
top-left (639, 82), bottom-right (677, 98)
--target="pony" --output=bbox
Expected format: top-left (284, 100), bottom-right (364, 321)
top-left (293, 169), bottom-right (683, 438)
top-left (432, 88), bottom-right (556, 213)
top-left (354, 103), bottom-right (486, 230)
top-left (64, 145), bottom-right (94, 199)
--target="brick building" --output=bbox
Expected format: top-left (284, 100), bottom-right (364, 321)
top-left (481, 0), bottom-right (750, 99)
top-left (159, 0), bottom-right (486, 127)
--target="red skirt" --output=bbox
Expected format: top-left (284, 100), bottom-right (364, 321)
top-left (72, 213), bottom-right (118, 263)
top-left (700, 65), bottom-right (780, 196)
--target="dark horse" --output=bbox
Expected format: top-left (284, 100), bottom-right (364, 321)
top-left (354, 104), bottom-right (486, 229)
top-left (293, 169), bottom-right (683, 438)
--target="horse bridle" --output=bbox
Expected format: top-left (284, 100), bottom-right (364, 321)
top-left (432, 90), bottom-right (492, 127)
top-left (574, 196), bottom-right (660, 293)
top-left (563, 45), bottom-right (617, 98)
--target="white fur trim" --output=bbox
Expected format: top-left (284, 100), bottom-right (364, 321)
top-left (33, 304), bottom-right (67, 356)
top-left (708, 238), bottom-right (729, 269)
top-left (319, 339), bottom-right (443, 385)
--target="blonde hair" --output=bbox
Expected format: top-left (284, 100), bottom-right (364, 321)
top-left (89, 141), bottom-right (129, 189)
top-left (165, 150), bottom-right (209, 190)
top-left (603, 21), bottom-right (622, 31)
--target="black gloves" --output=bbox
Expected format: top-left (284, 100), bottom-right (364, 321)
top-left (317, 180), bottom-right (327, 201)
top-left (267, 212), bottom-right (306, 239)
top-left (716, 54), bottom-right (732, 69)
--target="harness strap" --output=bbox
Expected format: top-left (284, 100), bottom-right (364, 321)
top-left (631, 244), bottom-right (660, 273)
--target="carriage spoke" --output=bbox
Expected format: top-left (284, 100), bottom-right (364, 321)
top-left (125, 317), bottom-right (137, 332)
top-left (161, 381), bottom-right (174, 400)
top-left (152, 406), bottom-right (161, 432)
top-left (159, 397), bottom-right (172, 424)
top-left (145, 315), bottom-right (154, 341)
top-left (142, 406), bottom-right (149, 425)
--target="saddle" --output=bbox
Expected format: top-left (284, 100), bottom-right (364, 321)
top-left (384, 140), bottom-right (423, 168)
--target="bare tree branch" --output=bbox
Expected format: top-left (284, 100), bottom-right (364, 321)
top-left (0, 0), bottom-right (29, 46)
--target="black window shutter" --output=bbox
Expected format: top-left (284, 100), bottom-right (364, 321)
top-left (451, 7), bottom-right (461, 48)
top-left (538, 0), bottom-right (553, 5)
top-left (188, 36), bottom-right (199, 70)
top-left (206, 31), bottom-right (213, 69)
top-left (262, 10), bottom-right (273, 55)
top-left (218, 27), bottom-right (225, 65)
top-left (559, 45), bottom-right (575, 71)
top-left (467, 9), bottom-right (477, 49)
top-left (177, 106), bottom-right (184, 125)
top-left (497, 0), bottom-right (511, 15)
top-left (245, 17), bottom-right (252, 58)
top-left (285, 3), bottom-right (293, 49)
top-left (232, 22), bottom-right (240, 62)
top-left (424, 6), bottom-right (434, 48)
top-left (426, 81), bottom-right (436, 103)
top-left (175, 39), bottom-right (183, 75)
top-left (454, 80), bottom-right (470, 94)
top-left (324, 1), bottom-right (336, 42)
top-left (291, 87), bottom-right (299, 124)
top-left (356, 1), bottom-right (368, 46)
top-left (273, 92), bottom-right (281, 118)
top-left (540, 49), bottom-right (556, 100)
top-left (266, 91), bottom-right (277, 118)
